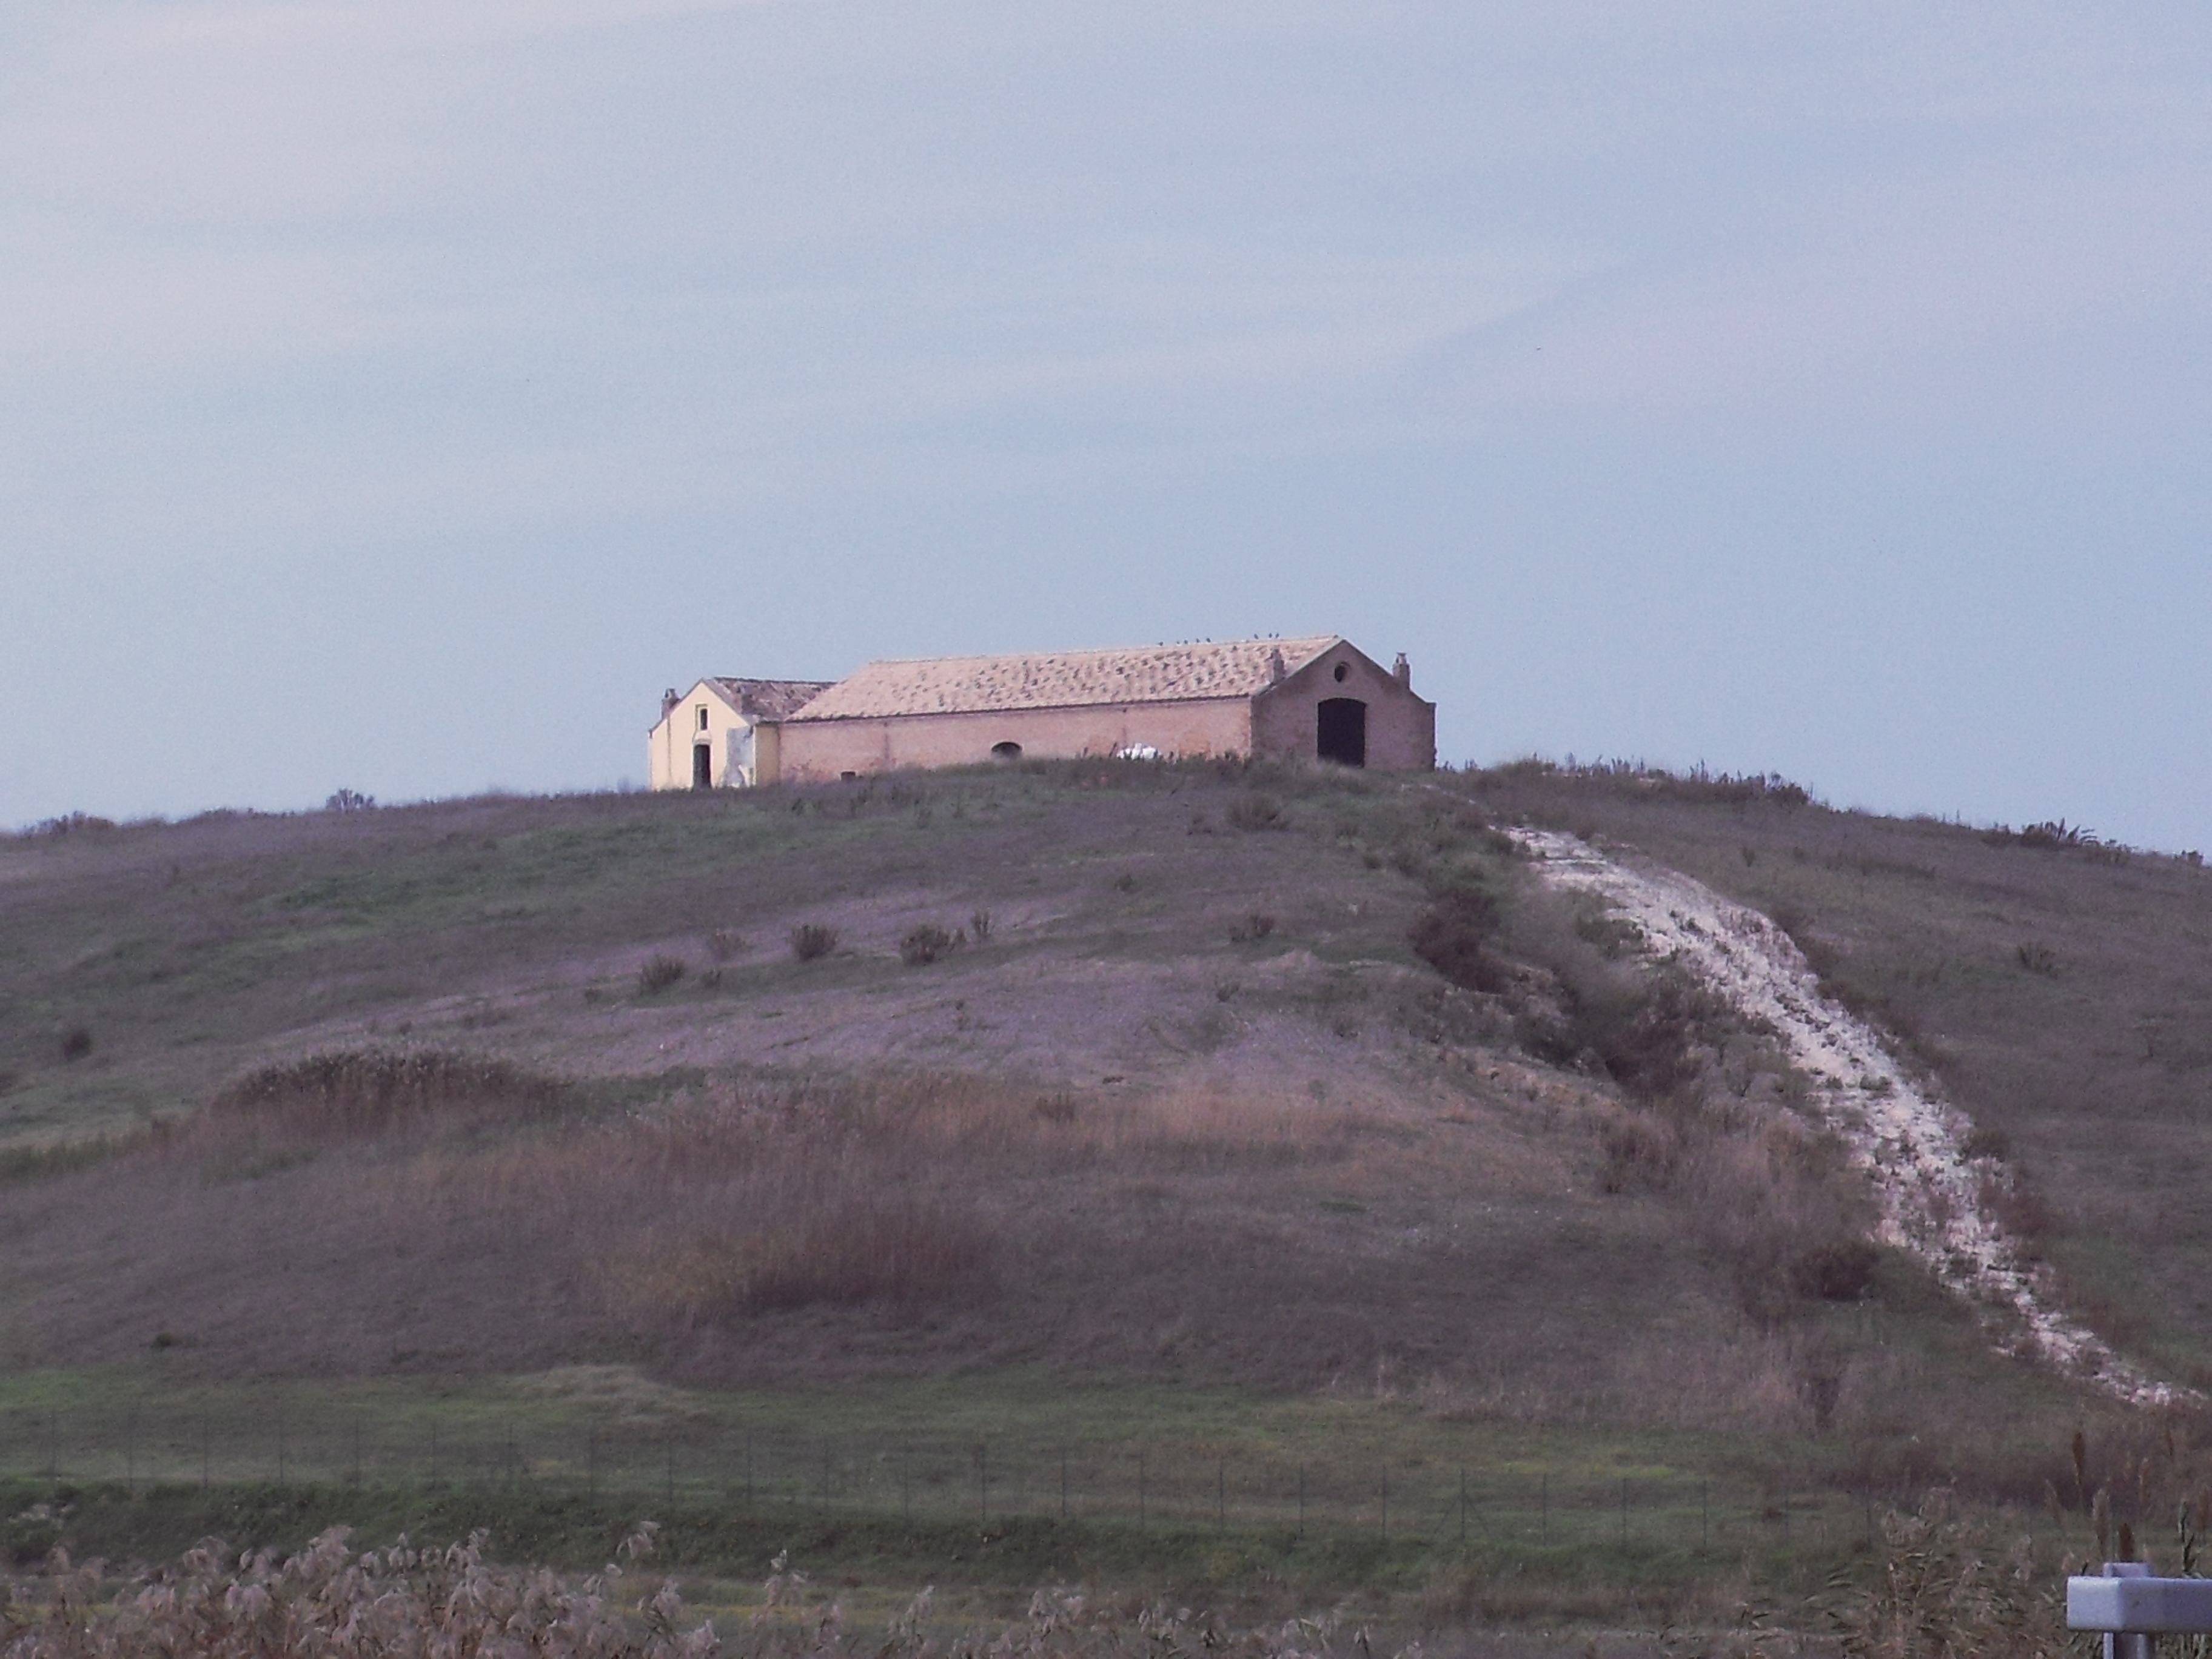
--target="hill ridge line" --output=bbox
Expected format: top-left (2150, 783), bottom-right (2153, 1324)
top-left (1513, 826), bottom-right (2186, 1410)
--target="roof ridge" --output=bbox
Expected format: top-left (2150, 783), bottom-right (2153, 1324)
top-left (857, 634), bottom-right (1338, 666)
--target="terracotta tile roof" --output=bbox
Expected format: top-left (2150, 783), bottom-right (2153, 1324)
top-left (708, 678), bottom-right (836, 720)
top-left (785, 638), bottom-right (1341, 722)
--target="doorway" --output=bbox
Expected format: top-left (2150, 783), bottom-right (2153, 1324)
top-left (1316, 699), bottom-right (1367, 766)
top-left (692, 743), bottom-right (712, 788)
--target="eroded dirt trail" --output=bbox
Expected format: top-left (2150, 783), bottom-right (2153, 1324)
top-left (1515, 828), bottom-right (2184, 1408)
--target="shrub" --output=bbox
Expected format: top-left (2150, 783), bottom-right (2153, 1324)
top-left (1228, 911), bottom-right (1275, 943)
top-left (58, 1027), bottom-right (92, 1062)
top-left (704, 928), bottom-right (746, 962)
top-left (1408, 885), bottom-right (1509, 993)
top-left (788, 923), bottom-right (839, 961)
top-left (899, 922), bottom-right (960, 965)
top-left (2016, 941), bottom-right (2057, 976)
top-left (1960, 1123), bottom-right (2010, 1160)
top-left (968, 908), bottom-right (992, 943)
top-left (323, 788), bottom-right (375, 813)
top-left (637, 954), bottom-right (687, 993)
top-left (1224, 791), bottom-right (1285, 831)
top-left (1788, 1239), bottom-right (1881, 1301)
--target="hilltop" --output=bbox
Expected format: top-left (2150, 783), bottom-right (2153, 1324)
top-left (4, 759), bottom-right (2212, 1614)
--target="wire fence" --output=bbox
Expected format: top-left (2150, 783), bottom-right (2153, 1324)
top-left (0, 1406), bottom-right (1905, 1557)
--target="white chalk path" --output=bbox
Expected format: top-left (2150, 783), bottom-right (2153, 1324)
top-left (1513, 828), bottom-right (2184, 1409)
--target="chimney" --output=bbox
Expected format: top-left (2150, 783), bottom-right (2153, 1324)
top-left (1268, 647), bottom-right (1287, 683)
top-left (1392, 653), bottom-right (1412, 688)
top-left (661, 687), bottom-right (680, 720)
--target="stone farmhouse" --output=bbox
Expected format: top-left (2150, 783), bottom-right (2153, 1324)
top-left (646, 677), bottom-right (835, 791)
top-left (646, 636), bottom-right (1433, 788)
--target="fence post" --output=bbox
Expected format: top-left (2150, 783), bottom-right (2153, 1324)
top-left (1380, 1469), bottom-right (1389, 1541)
top-left (1620, 1478), bottom-right (1627, 1549)
top-left (201, 1415), bottom-right (210, 1491)
top-left (977, 1443), bottom-right (988, 1527)
top-left (1540, 1472), bottom-right (1548, 1546)
top-left (127, 1415), bottom-right (136, 1497)
top-left (1296, 1464), bottom-right (1305, 1539)
top-left (1458, 1467), bottom-right (1467, 1544)
top-left (1061, 1451), bottom-right (1068, 1521)
top-left (588, 1427), bottom-right (597, 1500)
top-left (1138, 1452), bottom-right (1146, 1531)
top-left (1218, 1461), bottom-right (1225, 1527)
top-left (276, 1406), bottom-right (286, 1488)
top-left (1702, 1481), bottom-right (1710, 1550)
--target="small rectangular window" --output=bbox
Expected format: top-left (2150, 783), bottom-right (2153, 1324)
top-left (697, 706), bottom-right (709, 731)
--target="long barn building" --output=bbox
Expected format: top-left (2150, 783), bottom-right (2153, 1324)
top-left (646, 636), bottom-right (1433, 788)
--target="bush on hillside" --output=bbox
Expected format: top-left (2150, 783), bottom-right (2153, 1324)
top-left (1789, 1239), bottom-right (1881, 1302)
top-left (899, 923), bottom-right (962, 966)
top-left (1408, 885), bottom-right (1509, 994)
top-left (788, 923), bottom-right (839, 961)
top-left (637, 954), bottom-right (687, 993)
top-left (1224, 791), bottom-right (1285, 831)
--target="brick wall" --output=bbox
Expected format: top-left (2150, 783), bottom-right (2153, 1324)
top-left (775, 699), bottom-right (1254, 781)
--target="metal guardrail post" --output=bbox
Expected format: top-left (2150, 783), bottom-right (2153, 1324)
top-left (2067, 1561), bottom-right (2212, 1657)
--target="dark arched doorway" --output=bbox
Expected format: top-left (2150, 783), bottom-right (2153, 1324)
top-left (1317, 699), bottom-right (1367, 766)
top-left (692, 743), bottom-right (713, 788)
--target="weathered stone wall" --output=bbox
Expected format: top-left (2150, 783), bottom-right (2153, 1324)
top-left (1248, 646), bottom-right (1436, 769)
top-left (776, 699), bottom-right (1253, 781)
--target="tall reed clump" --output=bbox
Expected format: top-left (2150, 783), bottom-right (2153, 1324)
top-left (1830, 1496), bottom-right (2066, 1658)
top-left (0, 1533), bottom-right (1430, 1659)
top-left (205, 1048), bottom-right (568, 1142)
top-left (0, 1524), bottom-right (713, 1659)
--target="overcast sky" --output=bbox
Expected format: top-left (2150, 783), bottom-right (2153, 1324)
top-left (4, 2), bottom-right (2210, 846)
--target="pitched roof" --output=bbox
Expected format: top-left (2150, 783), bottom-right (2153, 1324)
top-left (706, 678), bottom-right (836, 720)
top-left (784, 637), bottom-right (1341, 722)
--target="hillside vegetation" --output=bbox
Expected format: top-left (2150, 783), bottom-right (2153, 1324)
top-left (3, 760), bottom-right (2211, 1615)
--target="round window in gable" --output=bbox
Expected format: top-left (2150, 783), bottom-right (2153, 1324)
top-left (1333, 662), bottom-right (1349, 682)
top-left (991, 741), bottom-right (1024, 761)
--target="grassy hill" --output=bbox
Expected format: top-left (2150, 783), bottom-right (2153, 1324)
top-left (2, 760), bottom-right (2207, 1626)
